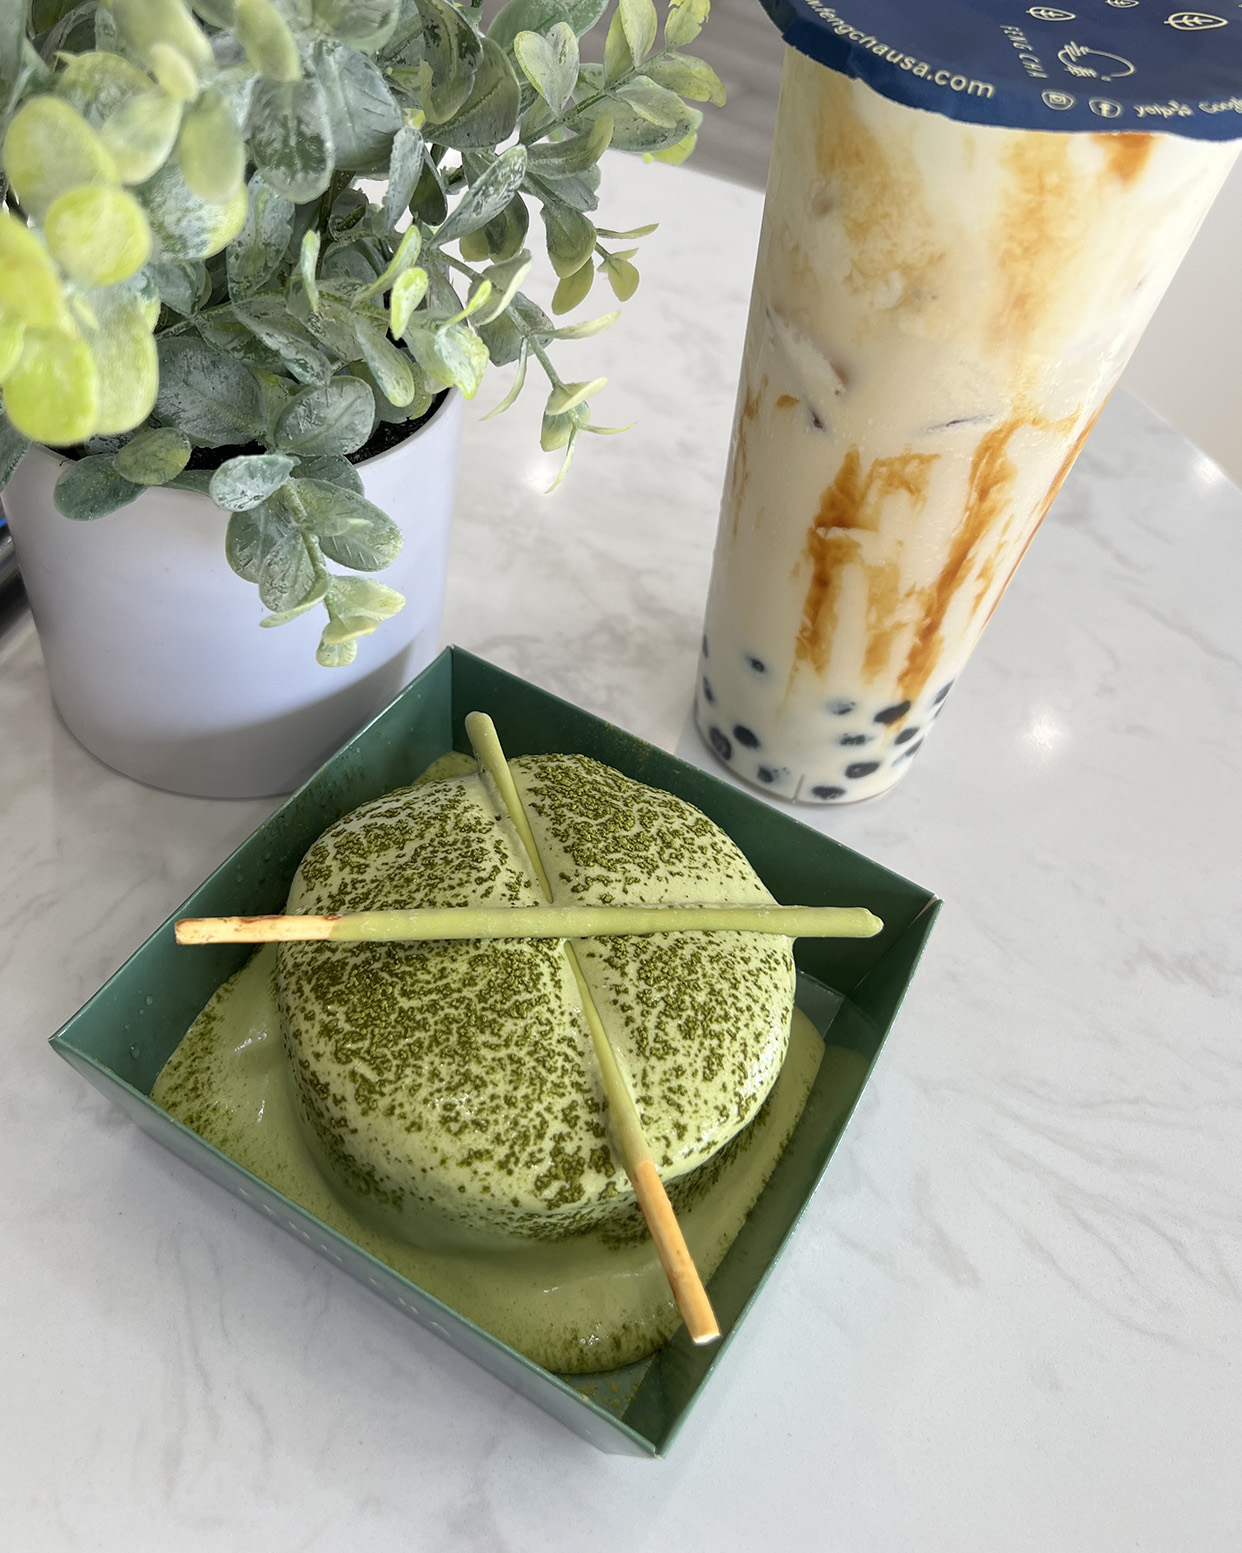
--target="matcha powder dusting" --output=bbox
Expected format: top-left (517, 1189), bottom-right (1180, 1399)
top-left (276, 754), bottom-right (796, 1248)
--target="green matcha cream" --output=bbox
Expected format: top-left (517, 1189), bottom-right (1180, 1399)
top-left (153, 753), bottom-right (847, 1373)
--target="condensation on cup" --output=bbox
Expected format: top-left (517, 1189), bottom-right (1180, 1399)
top-left (696, 44), bottom-right (1239, 803)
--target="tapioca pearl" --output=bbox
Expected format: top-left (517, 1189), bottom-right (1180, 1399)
top-left (825, 698), bottom-right (856, 716)
top-left (873, 701), bottom-right (910, 726)
top-left (757, 765), bottom-right (790, 785)
top-left (745, 654), bottom-right (767, 674)
top-left (709, 726), bottom-right (733, 761)
top-left (733, 724), bottom-right (760, 749)
top-left (811, 784), bottom-right (846, 799)
top-left (702, 676), bottom-right (716, 705)
top-left (845, 761), bottom-right (880, 779)
top-left (896, 739), bottom-right (924, 762)
top-left (702, 633), bottom-right (709, 658)
top-left (894, 725), bottom-right (920, 745)
top-left (932, 681), bottom-right (953, 704)
top-left (839, 732), bottom-right (869, 747)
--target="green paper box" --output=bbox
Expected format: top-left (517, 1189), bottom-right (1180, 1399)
top-left (50, 647), bottom-right (940, 1456)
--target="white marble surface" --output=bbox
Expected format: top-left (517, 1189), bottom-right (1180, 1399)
top-left (3, 153), bottom-right (1241, 1550)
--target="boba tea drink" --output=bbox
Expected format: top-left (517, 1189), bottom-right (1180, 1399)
top-left (696, 3), bottom-right (1242, 802)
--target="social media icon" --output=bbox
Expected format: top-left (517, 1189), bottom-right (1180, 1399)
top-left (1042, 89), bottom-right (1076, 108)
top-left (1089, 97), bottom-right (1124, 117)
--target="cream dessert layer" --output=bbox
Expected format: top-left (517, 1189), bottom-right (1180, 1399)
top-left (152, 947), bottom-right (839, 1373)
top-left (697, 51), bottom-right (1239, 802)
top-left (275, 754), bottom-right (796, 1248)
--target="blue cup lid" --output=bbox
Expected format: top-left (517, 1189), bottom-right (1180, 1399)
top-left (759, 0), bottom-right (1242, 139)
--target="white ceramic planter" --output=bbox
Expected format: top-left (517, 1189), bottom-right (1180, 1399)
top-left (4, 391), bottom-right (463, 798)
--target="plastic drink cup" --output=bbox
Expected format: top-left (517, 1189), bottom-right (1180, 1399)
top-left (696, 2), bottom-right (1242, 802)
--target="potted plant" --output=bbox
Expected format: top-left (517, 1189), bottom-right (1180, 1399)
top-left (0, 0), bottom-right (724, 795)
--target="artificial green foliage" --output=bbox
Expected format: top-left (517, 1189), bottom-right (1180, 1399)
top-left (1, 0), bottom-right (723, 664)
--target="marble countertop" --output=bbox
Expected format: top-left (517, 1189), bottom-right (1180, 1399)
top-left (3, 154), bottom-right (1240, 1551)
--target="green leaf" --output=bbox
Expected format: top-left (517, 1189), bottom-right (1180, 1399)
top-left (147, 42), bottom-right (200, 103)
top-left (575, 88), bottom-right (694, 154)
top-left (232, 296), bottom-right (335, 384)
top-left (436, 144), bottom-right (528, 245)
top-left (646, 53), bottom-right (726, 106)
top-left (434, 37), bottom-right (521, 150)
top-left (0, 315), bottom-right (23, 383)
top-left (317, 573), bottom-right (405, 661)
top-left (304, 292), bottom-right (366, 360)
top-left (260, 525), bottom-right (318, 611)
top-left (76, 284), bottom-right (161, 436)
top-left (53, 453), bottom-right (142, 519)
top-left (406, 321), bottom-right (489, 397)
top-left (275, 376), bottom-right (375, 455)
top-left (155, 334), bottom-right (265, 445)
top-left (99, 89), bottom-right (183, 186)
top-left (550, 307), bottom-right (619, 338)
top-left (513, 22), bottom-right (578, 116)
top-left (296, 453), bottom-right (363, 492)
top-left (0, 414), bottom-right (30, 487)
top-left (551, 259), bottom-right (592, 315)
top-left (149, 259), bottom-right (206, 316)
top-left (312, 0), bottom-right (402, 50)
top-left (546, 376), bottom-right (605, 415)
top-left (249, 74), bottom-right (335, 202)
top-left (474, 251), bottom-right (532, 323)
top-left (177, 88), bottom-right (245, 204)
top-left (389, 266), bottom-right (429, 338)
top-left (650, 123), bottom-right (699, 164)
top-left (601, 251), bottom-right (639, 300)
top-left (260, 567), bottom-right (329, 628)
top-left (481, 192), bottom-right (529, 263)
top-left (619, 0), bottom-right (657, 64)
top-left (209, 452), bottom-right (296, 510)
top-left (291, 477), bottom-right (403, 569)
top-left (225, 495), bottom-right (296, 580)
top-left (353, 318), bottom-right (416, 407)
top-left (474, 308), bottom-right (523, 367)
top-left (664, 0), bottom-right (709, 48)
top-left (300, 229), bottom-right (322, 313)
top-left (527, 114), bottom-right (612, 176)
top-left (415, 0), bottom-right (482, 122)
top-left (137, 160), bottom-right (249, 260)
top-left (234, 0), bottom-right (302, 81)
top-left (595, 222), bottom-right (658, 239)
top-left (487, 0), bottom-right (570, 52)
top-left (4, 329), bottom-right (99, 445)
top-left (111, 0), bottom-right (214, 77)
top-left (409, 159), bottom-right (448, 225)
top-left (2, 96), bottom-right (118, 222)
top-left (227, 175), bottom-right (296, 299)
top-left (524, 157), bottom-right (600, 213)
top-left (603, 8), bottom-right (631, 84)
top-left (356, 224), bottom-right (423, 300)
top-left (113, 426), bottom-right (191, 484)
top-left (382, 125), bottom-right (424, 232)
top-left (314, 39), bottom-right (402, 171)
top-left (481, 338), bottom-right (526, 418)
top-left (617, 76), bottom-right (687, 128)
top-left (56, 51), bottom-right (155, 129)
top-left (44, 186), bottom-right (151, 290)
top-left (326, 573), bottom-right (405, 622)
top-left (539, 198), bottom-right (595, 279)
top-left (560, 0), bottom-right (609, 31)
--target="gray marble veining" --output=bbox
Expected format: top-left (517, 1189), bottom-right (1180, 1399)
top-left (2, 155), bottom-right (1241, 1551)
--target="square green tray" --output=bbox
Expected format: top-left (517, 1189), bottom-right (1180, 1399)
top-left (50, 646), bottom-right (940, 1457)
